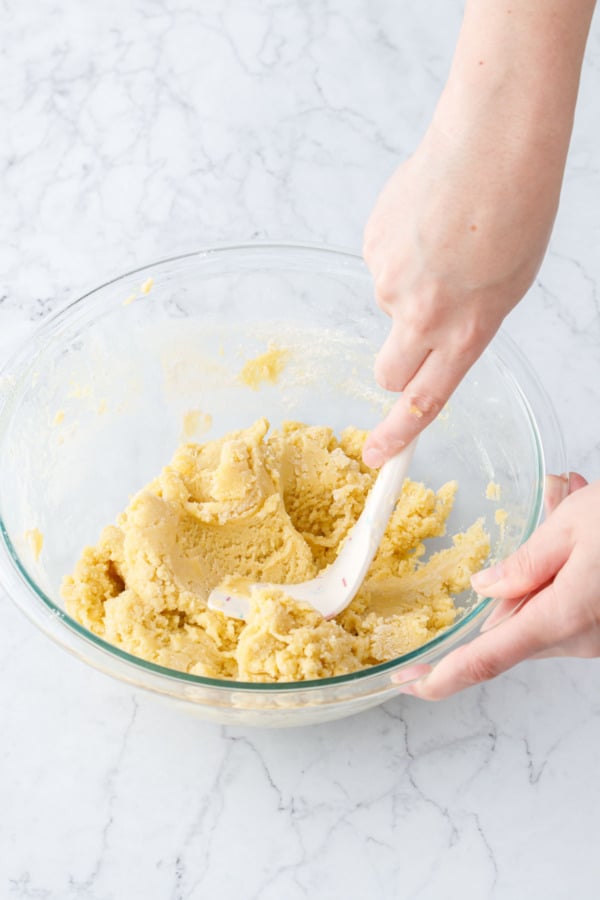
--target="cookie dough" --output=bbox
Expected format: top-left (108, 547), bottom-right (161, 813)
top-left (239, 343), bottom-right (289, 390)
top-left (25, 528), bottom-right (44, 562)
top-left (486, 480), bottom-right (502, 501)
top-left (62, 419), bottom-right (490, 682)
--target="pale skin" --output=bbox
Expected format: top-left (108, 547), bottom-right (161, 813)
top-left (361, 0), bottom-right (599, 698)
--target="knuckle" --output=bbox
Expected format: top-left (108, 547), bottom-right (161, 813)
top-left (406, 391), bottom-right (443, 419)
top-left (414, 277), bottom-right (446, 306)
top-left (402, 307), bottom-right (430, 339)
top-left (375, 292), bottom-right (391, 315)
top-left (513, 541), bottom-right (537, 583)
top-left (375, 313), bottom-right (416, 391)
top-left (558, 582), bottom-right (594, 637)
top-left (375, 356), bottom-right (405, 392)
top-left (362, 233), bottom-right (376, 265)
top-left (374, 273), bottom-right (397, 310)
top-left (463, 650), bottom-right (501, 686)
top-left (453, 317), bottom-right (491, 356)
top-left (401, 284), bottom-right (447, 336)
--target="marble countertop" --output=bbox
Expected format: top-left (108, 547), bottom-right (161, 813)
top-left (2, 2), bottom-right (600, 898)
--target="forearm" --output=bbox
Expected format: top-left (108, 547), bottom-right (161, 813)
top-left (361, 1), bottom-right (596, 465)
top-left (437, 0), bottom-right (596, 162)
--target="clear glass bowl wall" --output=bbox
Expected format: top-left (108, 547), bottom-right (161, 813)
top-left (0, 245), bottom-right (566, 726)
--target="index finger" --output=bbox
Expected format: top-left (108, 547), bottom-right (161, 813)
top-left (362, 347), bottom-right (475, 468)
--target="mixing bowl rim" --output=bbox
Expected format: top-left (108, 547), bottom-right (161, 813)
top-left (0, 242), bottom-right (552, 692)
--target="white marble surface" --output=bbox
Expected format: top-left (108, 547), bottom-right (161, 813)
top-left (2, 1), bottom-right (600, 898)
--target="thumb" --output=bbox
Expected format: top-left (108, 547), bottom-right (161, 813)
top-left (394, 580), bottom-right (556, 699)
top-left (471, 504), bottom-right (573, 599)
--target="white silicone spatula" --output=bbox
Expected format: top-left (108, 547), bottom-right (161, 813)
top-left (207, 439), bottom-right (417, 621)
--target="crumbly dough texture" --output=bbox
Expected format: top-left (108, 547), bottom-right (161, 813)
top-left (63, 419), bottom-right (490, 682)
top-left (238, 343), bottom-right (289, 389)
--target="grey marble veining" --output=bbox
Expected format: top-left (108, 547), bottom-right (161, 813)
top-left (2, 2), bottom-right (600, 898)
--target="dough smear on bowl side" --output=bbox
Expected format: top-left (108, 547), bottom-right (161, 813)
top-left (62, 419), bottom-right (490, 683)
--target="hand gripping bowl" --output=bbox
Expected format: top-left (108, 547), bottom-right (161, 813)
top-left (0, 244), bottom-right (566, 727)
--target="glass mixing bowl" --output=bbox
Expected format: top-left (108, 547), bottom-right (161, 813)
top-left (0, 244), bottom-right (566, 726)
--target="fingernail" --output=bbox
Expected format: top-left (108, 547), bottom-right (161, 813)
top-left (363, 446), bottom-right (385, 468)
top-left (471, 563), bottom-right (502, 591)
